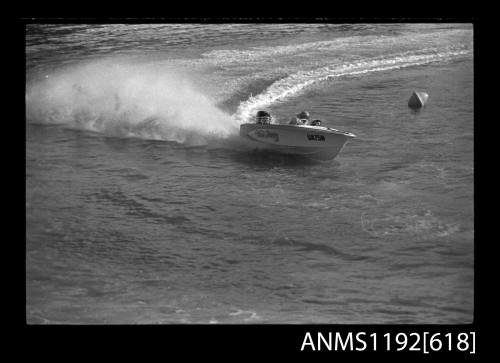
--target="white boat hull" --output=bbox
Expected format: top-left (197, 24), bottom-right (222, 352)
top-left (239, 123), bottom-right (355, 160)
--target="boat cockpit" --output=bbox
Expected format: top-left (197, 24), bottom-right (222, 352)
top-left (254, 110), bottom-right (322, 126)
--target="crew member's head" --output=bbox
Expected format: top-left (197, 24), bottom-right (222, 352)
top-left (297, 111), bottom-right (310, 119)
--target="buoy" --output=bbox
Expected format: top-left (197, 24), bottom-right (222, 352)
top-left (408, 91), bottom-right (429, 109)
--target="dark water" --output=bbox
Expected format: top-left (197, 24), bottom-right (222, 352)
top-left (26, 23), bottom-right (473, 324)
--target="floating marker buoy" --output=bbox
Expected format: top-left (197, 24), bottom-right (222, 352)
top-left (408, 91), bottom-right (429, 109)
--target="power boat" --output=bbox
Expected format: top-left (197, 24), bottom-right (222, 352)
top-left (239, 111), bottom-right (356, 160)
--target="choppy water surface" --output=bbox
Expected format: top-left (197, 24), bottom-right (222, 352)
top-left (26, 23), bottom-right (473, 324)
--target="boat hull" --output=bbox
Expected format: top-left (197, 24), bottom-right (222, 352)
top-left (239, 123), bottom-right (355, 160)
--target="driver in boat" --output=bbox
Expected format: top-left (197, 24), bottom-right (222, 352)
top-left (256, 110), bottom-right (273, 124)
top-left (289, 111), bottom-right (310, 125)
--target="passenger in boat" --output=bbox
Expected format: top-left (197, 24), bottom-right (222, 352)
top-left (256, 110), bottom-right (272, 124)
top-left (310, 119), bottom-right (322, 126)
top-left (289, 111), bottom-right (310, 125)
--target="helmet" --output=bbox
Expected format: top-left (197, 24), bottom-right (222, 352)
top-left (296, 111), bottom-right (310, 119)
top-left (256, 110), bottom-right (271, 118)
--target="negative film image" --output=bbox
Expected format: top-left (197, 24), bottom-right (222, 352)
top-left (26, 23), bottom-right (474, 324)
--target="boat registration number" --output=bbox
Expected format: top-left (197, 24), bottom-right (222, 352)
top-left (307, 134), bottom-right (326, 141)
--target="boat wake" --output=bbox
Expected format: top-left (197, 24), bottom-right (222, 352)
top-left (26, 59), bottom-right (239, 146)
top-left (234, 47), bottom-right (471, 122)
